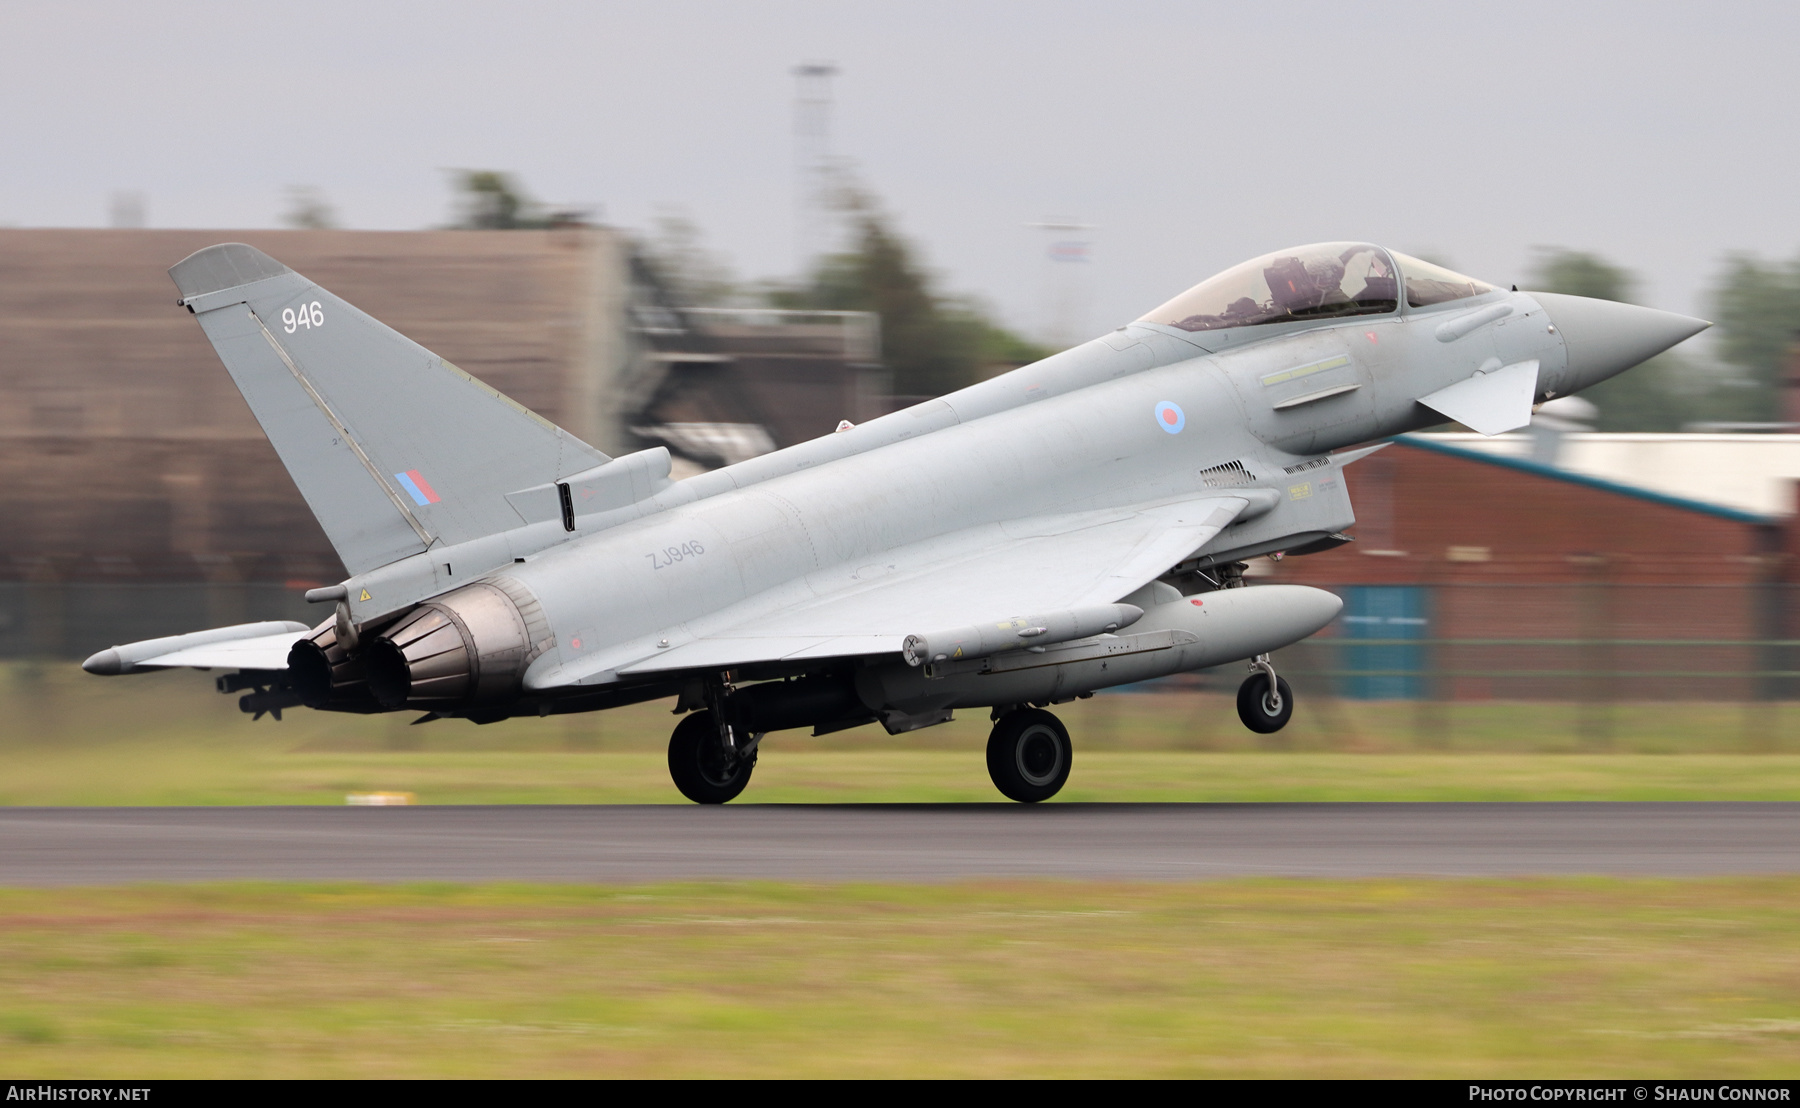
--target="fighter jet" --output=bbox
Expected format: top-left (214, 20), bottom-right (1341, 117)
top-left (83, 241), bottom-right (1706, 803)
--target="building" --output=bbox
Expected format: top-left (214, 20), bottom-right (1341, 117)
top-left (1422, 430), bottom-right (1800, 518)
top-left (0, 228), bottom-right (881, 655)
top-left (1263, 435), bottom-right (1794, 701)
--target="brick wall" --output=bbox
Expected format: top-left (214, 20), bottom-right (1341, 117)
top-left (1275, 439), bottom-right (1778, 588)
top-left (1264, 439), bottom-right (1795, 700)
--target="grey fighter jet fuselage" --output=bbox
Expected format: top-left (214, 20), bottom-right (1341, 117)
top-left (84, 241), bottom-right (1708, 802)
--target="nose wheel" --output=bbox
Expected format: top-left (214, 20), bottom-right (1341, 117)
top-left (1236, 655), bottom-right (1293, 734)
top-left (986, 708), bottom-right (1073, 803)
top-left (668, 710), bottom-right (756, 804)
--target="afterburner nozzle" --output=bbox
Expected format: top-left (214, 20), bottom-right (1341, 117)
top-left (1533, 292), bottom-right (1709, 393)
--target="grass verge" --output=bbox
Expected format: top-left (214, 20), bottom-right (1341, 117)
top-left (8, 747), bottom-right (1800, 805)
top-left (0, 879), bottom-right (1796, 1078)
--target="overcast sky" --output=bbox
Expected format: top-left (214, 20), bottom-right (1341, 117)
top-left (3, 1), bottom-right (1796, 342)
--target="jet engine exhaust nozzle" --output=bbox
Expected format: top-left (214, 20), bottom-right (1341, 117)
top-left (363, 581), bottom-right (543, 714)
top-left (287, 619), bottom-right (381, 713)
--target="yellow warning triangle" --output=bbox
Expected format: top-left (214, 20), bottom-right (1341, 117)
top-left (359, 589), bottom-right (371, 602)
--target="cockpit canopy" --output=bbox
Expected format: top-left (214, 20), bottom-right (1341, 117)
top-left (1137, 242), bottom-right (1496, 333)
top-left (1391, 252), bottom-right (1497, 308)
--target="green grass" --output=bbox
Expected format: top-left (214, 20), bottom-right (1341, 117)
top-left (7, 666), bottom-right (1798, 1077)
top-left (5, 663), bottom-right (1800, 804)
top-left (0, 879), bottom-right (1796, 1078)
top-left (15, 661), bottom-right (1800, 755)
top-left (11, 746), bottom-right (1800, 806)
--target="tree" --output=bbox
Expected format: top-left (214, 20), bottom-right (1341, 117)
top-left (281, 186), bottom-right (337, 230)
top-left (1709, 253), bottom-right (1800, 421)
top-left (773, 197), bottom-right (1048, 397)
top-left (450, 171), bottom-right (552, 230)
top-left (1532, 249), bottom-right (1632, 302)
top-left (640, 211), bottom-right (742, 306)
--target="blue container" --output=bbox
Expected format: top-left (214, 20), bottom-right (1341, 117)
top-left (1338, 585), bottom-right (1429, 700)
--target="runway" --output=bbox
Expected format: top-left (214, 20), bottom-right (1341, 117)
top-left (2, 803), bottom-right (1798, 884)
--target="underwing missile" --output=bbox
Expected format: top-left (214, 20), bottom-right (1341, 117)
top-left (901, 603), bottom-right (1144, 667)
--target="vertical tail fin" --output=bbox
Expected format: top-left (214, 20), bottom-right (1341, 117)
top-left (170, 243), bottom-right (608, 575)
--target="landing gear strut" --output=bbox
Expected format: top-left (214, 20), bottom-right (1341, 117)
top-left (667, 709), bottom-right (758, 804)
top-left (986, 708), bottom-right (1072, 803)
top-left (1235, 653), bottom-right (1293, 734)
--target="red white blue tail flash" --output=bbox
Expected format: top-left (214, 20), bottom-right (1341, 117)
top-left (393, 469), bottom-right (440, 506)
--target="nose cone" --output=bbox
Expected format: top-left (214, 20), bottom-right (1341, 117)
top-left (1533, 292), bottom-right (1709, 391)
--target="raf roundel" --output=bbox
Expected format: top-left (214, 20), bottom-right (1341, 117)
top-left (1154, 401), bottom-right (1186, 434)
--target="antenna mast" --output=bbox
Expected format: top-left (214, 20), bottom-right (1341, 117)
top-left (1027, 217), bottom-right (1096, 350)
top-left (792, 62), bottom-right (839, 277)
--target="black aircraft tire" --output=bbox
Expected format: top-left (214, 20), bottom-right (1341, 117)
top-left (1236, 674), bottom-right (1294, 734)
top-left (667, 710), bottom-right (754, 805)
top-left (986, 708), bottom-right (1073, 804)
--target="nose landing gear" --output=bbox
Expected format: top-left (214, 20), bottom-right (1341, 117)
top-left (1236, 653), bottom-right (1293, 733)
top-left (986, 707), bottom-right (1073, 803)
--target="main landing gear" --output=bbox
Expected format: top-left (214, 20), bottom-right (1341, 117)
top-left (1235, 653), bottom-right (1293, 734)
top-left (664, 655), bottom-right (1293, 804)
top-left (986, 707), bottom-right (1073, 803)
top-left (667, 709), bottom-right (759, 804)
